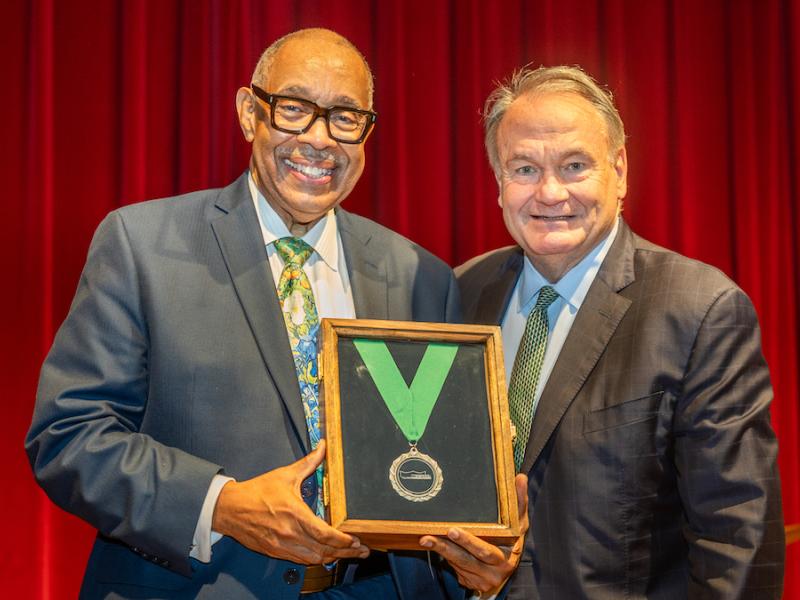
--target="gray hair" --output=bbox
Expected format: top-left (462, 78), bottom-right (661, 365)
top-left (483, 65), bottom-right (626, 175)
top-left (251, 28), bottom-right (374, 108)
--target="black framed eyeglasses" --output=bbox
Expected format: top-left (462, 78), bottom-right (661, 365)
top-left (250, 84), bottom-right (377, 144)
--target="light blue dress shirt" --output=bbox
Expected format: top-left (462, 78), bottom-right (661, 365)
top-left (501, 219), bottom-right (620, 417)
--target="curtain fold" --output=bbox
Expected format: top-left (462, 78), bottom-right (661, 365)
top-left (4, 0), bottom-right (798, 596)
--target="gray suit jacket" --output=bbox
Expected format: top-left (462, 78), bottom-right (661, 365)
top-left (26, 173), bottom-right (463, 599)
top-left (456, 221), bottom-right (784, 599)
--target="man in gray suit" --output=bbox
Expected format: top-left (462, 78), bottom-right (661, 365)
top-left (25, 28), bottom-right (494, 599)
top-left (449, 66), bottom-right (785, 598)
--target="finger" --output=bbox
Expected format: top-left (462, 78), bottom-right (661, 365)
top-left (288, 538), bottom-right (370, 564)
top-left (513, 474), bottom-right (529, 554)
top-left (277, 539), bottom-right (345, 566)
top-left (264, 519), bottom-right (368, 564)
top-left (299, 512), bottom-right (367, 552)
top-left (445, 528), bottom-right (506, 566)
top-left (515, 473), bottom-right (529, 524)
top-left (293, 439), bottom-right (327, 480)
top-left (420, 535), bottom-right (484, 576)
top-left (421, 536), bottom-right (503, 593)
top-left (420, 535), bottom-right (463, 562)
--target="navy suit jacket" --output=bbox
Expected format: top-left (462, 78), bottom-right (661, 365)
top-left (26, 173), bottom-right (464, 599)
top-left (457, 221), bottom-right (784, 599)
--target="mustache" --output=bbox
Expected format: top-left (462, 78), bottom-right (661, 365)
top-left (276, 145), bottom-right (343, 167)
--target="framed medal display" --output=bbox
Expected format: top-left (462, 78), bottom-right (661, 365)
top-left (319, 318), bottom-right (520, 550)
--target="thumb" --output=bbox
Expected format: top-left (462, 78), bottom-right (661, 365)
top-left (515, 473), bottom-right (529, 524)
top-left (295, 439), bottom-right (327, 479)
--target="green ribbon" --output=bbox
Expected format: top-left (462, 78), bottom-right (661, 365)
top-left (353, 339), bottom-right (458, 443)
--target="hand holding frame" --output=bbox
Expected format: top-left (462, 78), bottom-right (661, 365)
top-left (212, 440), bottom-right (370, 564)
top-left (420, 473), bottom-right (529, 595)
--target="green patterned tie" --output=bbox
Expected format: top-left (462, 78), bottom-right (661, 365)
top-left (274, 237), bottom-right (324, 517)
top-left (508, 285), bottom-right (559, 471)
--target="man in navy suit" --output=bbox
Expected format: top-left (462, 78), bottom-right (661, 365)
top-left (26, 28), bottom-right (521, 599)
top-left (449, 65), bottom-right (784, 598)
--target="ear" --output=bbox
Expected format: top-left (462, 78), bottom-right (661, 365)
top-left (235, 87), bottom-right (257, 143)
top-left (614, 146), bottom-right (628, 199)
top-left (496, 169), bottom-right (507, 207)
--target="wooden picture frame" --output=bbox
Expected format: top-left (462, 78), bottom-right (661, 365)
top-left (319, 318), bottom-right (519, 550)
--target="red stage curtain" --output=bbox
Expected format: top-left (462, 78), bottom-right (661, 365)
top-left (3, 0), bottom-right (798, 597)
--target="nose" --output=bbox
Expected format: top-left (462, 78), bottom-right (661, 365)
top-left (538, 173), bottom-right (569, 204)
top-left (296, 116), bottom-right (336, 150)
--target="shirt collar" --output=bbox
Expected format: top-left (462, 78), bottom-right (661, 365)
top-left (519, 217), bottom-right (620, 312)
top-left (248, 174), bottom-right (341, 272)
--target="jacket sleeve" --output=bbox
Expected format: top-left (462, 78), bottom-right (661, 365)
top-left (25, 211), bottom-right (221, 577)
top-left (674, 286), bottom-right (785, 598)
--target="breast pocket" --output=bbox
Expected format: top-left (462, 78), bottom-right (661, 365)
top-left (582, 391), bottom-right (667, 483)
top-left (583, 391), bottom-right (664, 434)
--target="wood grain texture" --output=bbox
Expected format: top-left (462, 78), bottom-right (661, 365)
top-left (320, 317), bottom-right (520, 549)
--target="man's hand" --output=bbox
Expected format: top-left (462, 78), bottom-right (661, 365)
top-left (212, 440), bottom-right (369, 565)
top-left (420, 474), bottom-right (529, 596)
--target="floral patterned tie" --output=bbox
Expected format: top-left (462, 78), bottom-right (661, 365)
top-left (274, 237), bottom-right (324, 517)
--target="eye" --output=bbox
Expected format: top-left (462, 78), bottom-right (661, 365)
top-left (330, 111), bottom-right (361, 129)
top-left (515, 165), bottom-right (537, 176)
top-left (275, 100), bottom-right (313, 121)
top-left (563, 161), bottom-right (586, 173)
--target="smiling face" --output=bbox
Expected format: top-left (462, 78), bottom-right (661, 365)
top-left (236, 33), bottom-right (372, 232)
top-left (495, 91), bottom-right (628, 282)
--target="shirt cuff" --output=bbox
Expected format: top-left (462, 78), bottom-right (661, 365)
top-left (190, 474), bottom-right (235, 562)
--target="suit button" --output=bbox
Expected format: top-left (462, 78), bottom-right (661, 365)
top-left (301, 478), bottom-right (315, 500)
top-left (283, 568), bottom-right (300, 585)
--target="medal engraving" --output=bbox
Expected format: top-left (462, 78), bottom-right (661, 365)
top-left (389, 447), bottom-right (443, 502)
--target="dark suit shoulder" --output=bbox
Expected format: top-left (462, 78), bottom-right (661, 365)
top-left (618, 231), bottom-right (760, 342)
top-left (454, 246), bottom-right (522, 323)
top-left (95, 177), bottom-right (253, 259)
top-left (112, 185), bottom-right (226, 222)
top-left (111, 173), bottom-right (250, 227)
top-left (631, 232), bottom-right (743, 297)
top-left (336, 209), bottom-right (452, 272)
top-left (335, 209), bottom-right (459, 323)
top-left (455, 245), bottom-right (521, 283)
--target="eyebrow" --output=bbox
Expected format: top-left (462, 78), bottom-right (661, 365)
top-left (507, 151), bottom-right (538, 163)
top-left (506, 148), bottom-right (595, 163)
top-left (277, 85), bottom-right (363, 109)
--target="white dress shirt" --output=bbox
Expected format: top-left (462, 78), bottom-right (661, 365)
top-left (190, 175), bottom-right (356, 561)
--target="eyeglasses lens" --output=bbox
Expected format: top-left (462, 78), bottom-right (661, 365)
top-left (273, 97), bottom-right (367, 142)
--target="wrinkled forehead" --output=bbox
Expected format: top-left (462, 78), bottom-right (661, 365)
top-left (497, 91), bottom-right (611, 156)
top-left (508, 92), bottom-right (606, 133)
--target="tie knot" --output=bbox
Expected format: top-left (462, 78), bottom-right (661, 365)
top-left (535, 285), bottom-right (559, 310)
top-left (275, 237), bottom-right (314, 267)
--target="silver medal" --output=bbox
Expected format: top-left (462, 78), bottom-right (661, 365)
top-left (388, 445), bottom-right (443, 502)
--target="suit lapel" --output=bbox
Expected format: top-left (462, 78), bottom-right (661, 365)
top-left (337, 210), bottom-right (389, 319)
top-left (519, 222), bottom-right (637, 473)
top-left (209, 174), bottom-right (309, 452)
